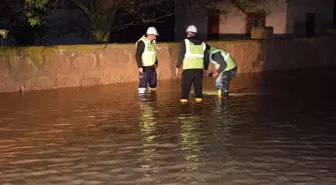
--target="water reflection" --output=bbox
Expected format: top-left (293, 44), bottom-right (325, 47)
top-left (139, 93), bottom-right (158, 143)
top-left (213, 98), bottom-right (232, 142)
top-left (179, 114), bottom-right (202, 162)
top-left (214, 98), bottom-right (227, 113)
top-left (138, 93), bottom-right (158, 178)
top-left (1, 70), bottom-right (336, 184)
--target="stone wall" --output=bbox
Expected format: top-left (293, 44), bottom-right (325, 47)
top-left (0, 36), bottom-right (336, 93)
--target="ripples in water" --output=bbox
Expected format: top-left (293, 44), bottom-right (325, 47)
top-left (1, 71), bottom-right (336, 185)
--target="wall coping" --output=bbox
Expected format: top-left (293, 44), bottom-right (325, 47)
top-left (0, 35), bottom-right (334, 51)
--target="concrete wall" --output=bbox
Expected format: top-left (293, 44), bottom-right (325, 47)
top-left (218, 2), bottom-right (246, 35)
top-left (264, 2), bottom-right (287, 34)
top-left (0, 36), bottom-right (336, 93)
top-left (218, 1), bottom-right (287, 35)
top-left (175, 0), bottom-right (334, 38)
top-left (175, 1), bottom-right (288, 38)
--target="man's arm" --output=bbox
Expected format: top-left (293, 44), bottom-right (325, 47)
top-left (135, 41), bottom-right (145, 68)
top-left (153, 41), bottom-right (158, 66)
top-left (176, 40), bottom-right (186, 68)
top-left (203, 44), bottom-right (211, 70)
top-left (212, 51), bottom-right (227, 73)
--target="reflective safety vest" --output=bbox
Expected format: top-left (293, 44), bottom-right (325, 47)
top-left (209, 47), bottom-right (237, 72)
top-left (183, 39), bottom-right (206, 70)
top-left (136, 35), bottom-right (156, 67)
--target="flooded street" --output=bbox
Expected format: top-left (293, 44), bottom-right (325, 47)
top-left (1, 68), bottom-right (336, 185)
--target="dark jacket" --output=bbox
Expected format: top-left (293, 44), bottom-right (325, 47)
top-left (211, 51), bottom-right (227, 73)
top-left (135, 40), bottom-right (158, 68)
top-left (176, 36), bottom-right (210, 70)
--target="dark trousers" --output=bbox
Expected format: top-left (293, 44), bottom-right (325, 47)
top-left (139, 66), bottom-right (157, 88)
top-left (181, 69), bottom-right (203, 99)
top-left (216, 66), bottom-right (237, 95)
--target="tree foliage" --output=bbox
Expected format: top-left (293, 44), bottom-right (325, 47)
top-left (0, 0), bottom-right (289, 40)
top-left (0, 29), bottom-right (9, 39)
top-left (23, 0), bottom-right (50, 26)
top-left (66, 0), bottom-right (175, 41)
top-left (1, 0), bottom-right (58, 26)
top-left (0, 0), bottom-right (58, 39)
top-left (1, 0), bottom-right (175, 41)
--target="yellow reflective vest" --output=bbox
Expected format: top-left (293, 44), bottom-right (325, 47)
top-left (182, 39), bottom-right (206, 70)
top-left (136, 35), bottom-right (157, 67)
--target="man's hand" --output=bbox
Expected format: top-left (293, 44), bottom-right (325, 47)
top-left (175, 68), bottom-right (180, 76)
top-left (138, 68), bottom-right (143, 73)
top-left (212, 71), bottom-right (219, 78)
top-left (203, 70), bottom-right (209, 76)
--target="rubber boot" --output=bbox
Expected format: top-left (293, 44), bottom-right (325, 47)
top-left (195, 98), bottom-right (202, 103)
top-left (217, 89), bottom-right (222, 98)
top-left (223, 90), bottom-right (229, 97)
top-left (138, 87), bottom-right (146, 94)
top-left (180, 99), bottom-right (188, 103)
top-left (148, 87), bottom-right (156, 92)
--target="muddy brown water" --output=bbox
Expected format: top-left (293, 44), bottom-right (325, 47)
top-left (1, 68), bottom-right (336, 185)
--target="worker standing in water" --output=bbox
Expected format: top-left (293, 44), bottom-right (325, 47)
top-left (135, 27), bottom-right (159, 94)
top-left (208, 46), bottom-right (238, 98)
top-left (175, 25), bottom-right (210, 103)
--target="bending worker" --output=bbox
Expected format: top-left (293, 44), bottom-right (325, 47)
top-left (208, 46), bottom-right (238, 98)
top-left (135, 26), bottom-right (159, 94)
top-left (175, 25), bottom-right (210, 103)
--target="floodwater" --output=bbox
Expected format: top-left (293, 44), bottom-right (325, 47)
top-left (1, 68), bottom-right (336, 185)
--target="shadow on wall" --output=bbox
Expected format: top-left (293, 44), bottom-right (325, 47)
top-left (291, 21), bottom-right (332, 37)
top-left (208, 34), bottom-right (296, 41)
top-left (286, 0), bottom-right (335, 37)
top-left (259, 36), bottom-right (336, 96)
top-left (262, 36), bottom-right (336, 72)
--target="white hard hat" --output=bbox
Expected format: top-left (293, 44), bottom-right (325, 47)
top-left (186, 25), bottom-right (197, 33)
top-left (146, 27), bottom-right (159, 35)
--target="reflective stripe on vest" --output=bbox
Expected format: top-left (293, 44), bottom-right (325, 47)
top-left (210, 49), bottom-right (237, 72)
top-left (183, 39), bottom-right (206, 70)
top-left (136, 36), bottom-right (156, 67)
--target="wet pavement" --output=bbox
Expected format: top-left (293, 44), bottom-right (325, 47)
top-left (0, 68), bottom-right (336, 185)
